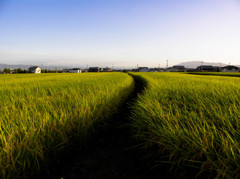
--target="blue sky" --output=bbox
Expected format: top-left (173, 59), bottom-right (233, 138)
top-left (0, 0), bottom-right (240, 67)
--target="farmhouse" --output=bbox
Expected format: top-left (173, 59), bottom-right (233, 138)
top-left (69, 68), bottom-right (81, 73)
top-left (148, 68), bottom-right (159, 72)
top-left (88, 67), bottom-right (99, 72)
top-left (29, 66), bottom-right (41, 73)
top-left (196, 65), bottom-right (221, 72)
top-left (156, 68), bottom-right (165, 72)
top-left (173, 66), bottom-right (186, 72)
top-left (221, 65), bottom-right (239, 72)
top-left (138, 67), bottom-right (149, 72)
top-left (186, 68), bottom-right (196, 72)
top-left (196, 65), bottom-right (212, 72)
top-left (166, 66), bottom-right (186, 72)
top-left (103, 67), bottom-right (112, 72)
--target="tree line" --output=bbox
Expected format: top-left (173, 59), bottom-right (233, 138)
top-left (1, 68), bottom-right (62, 74)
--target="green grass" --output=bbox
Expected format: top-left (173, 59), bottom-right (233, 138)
top-left (0, 73), bottom-right (134, 178)
top-left (188, 72), bottom-right (240, 77)
top-left (131, 72), bottom-right (240, 178)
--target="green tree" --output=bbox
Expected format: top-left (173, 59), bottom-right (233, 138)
top-left (4, 68), bottom-right (11, 74)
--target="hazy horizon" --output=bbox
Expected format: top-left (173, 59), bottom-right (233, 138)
top-left (1, 0), bottom-right (240, 67)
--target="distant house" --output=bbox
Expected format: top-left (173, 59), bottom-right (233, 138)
top-left (138, 67), bottom-right (149, 72)
top-left (186, 68), bottom-right (196, 72)
top-left (221, 65), bottom-right (239, 72)
top-left (69, 68), bottom-right (81, 73)
top-left (88, 67), bottom-right (99, 72)
top-left (166, 67), bottom-right (174, 72)
top-left (212, 66), bottom-right (221, 72)
top-left (103, 67), bottom-right (112, 72)
top-left (29, 66), bottom-right (41, 73)
top-left (148, 68), bottom-right (159, 72)
top-left (166, 66), bottom-right (186, 72)
top-left (173, 65), bottom-right (186, 72)
top-left (196, 65), bottom-right (220, 72)
top-left (158, 68), bottom-right (165, 72)
top-left (62, 69), bottom-right (69, 73)
top-left (196, 65), bottom-right (212, 72)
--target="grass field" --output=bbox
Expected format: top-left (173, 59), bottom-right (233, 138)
top-left (0, 73), bottom-right (134, 178)
top-left (2, 72), bottom-right (240, 178)
top-left (188, 72), bottom-right (240, 77)
top-left (131, 73), bottom-right (240, 178)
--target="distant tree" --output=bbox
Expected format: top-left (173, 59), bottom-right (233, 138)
top-left (14, 68), bottom-right (25, 73)
top-left (13, 69), bottom-right (18, 73)
top-left (4, 68), bottom-right (11, 74)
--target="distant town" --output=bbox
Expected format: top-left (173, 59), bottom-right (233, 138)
top-left (1, 64), bottom-right (239, 74)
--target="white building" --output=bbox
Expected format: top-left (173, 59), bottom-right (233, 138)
top-left (69, 68), bottom-right (82, 73)
top-left (29, 66), bottom-right (41, 73)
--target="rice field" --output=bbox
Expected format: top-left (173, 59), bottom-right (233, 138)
top-left (2, 71), bottom-right (240, 178)
top-left (188, 72), bottom-right (240, 77)
top-left (0, 73), bottom-right (134, 178)
top-left (131, 72), bottom-right (240, 178)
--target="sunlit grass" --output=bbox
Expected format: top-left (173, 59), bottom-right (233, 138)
top-left (188, 72), bottom-right (240, 77)
top-left (0, 73), bottom-right (134, 178)
top-left (131, 72), bottom-right (240, 178)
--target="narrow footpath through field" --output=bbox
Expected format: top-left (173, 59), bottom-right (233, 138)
top-left (38, 75), bottom-right (172, 179)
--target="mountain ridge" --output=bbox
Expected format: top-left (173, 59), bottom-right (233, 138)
top-left (0, 64), bottom-right (71, 71)
top-left (175, 61), bottom-right (229, 68)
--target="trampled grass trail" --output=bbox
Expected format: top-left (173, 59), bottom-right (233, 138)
top-left (0, 73), bottom-right (134, 178)
top-left (44, 74), bottom-right (167, 179)
top-left (130, 72), bottom-right (240, 178)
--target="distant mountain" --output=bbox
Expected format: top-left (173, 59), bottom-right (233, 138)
top-left (176, 61), bottom-right (228, 68)
top-left (0, 64), bottom-right (71, 71)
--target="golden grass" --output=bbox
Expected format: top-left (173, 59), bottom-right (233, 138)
top-left (0, 73), bottom-right (134, 178)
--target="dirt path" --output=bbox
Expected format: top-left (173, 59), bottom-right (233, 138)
top-left (37, 75), bottom-right (172, 179)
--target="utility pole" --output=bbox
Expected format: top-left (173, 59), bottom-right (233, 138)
top-left (166, 60), bottom-right (168, 68)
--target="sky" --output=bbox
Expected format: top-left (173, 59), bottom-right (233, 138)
top-left (0, 0), bottom-right (240, 68)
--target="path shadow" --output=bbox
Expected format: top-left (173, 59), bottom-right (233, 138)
top-left (35, 73), bottom-right (172, 179)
